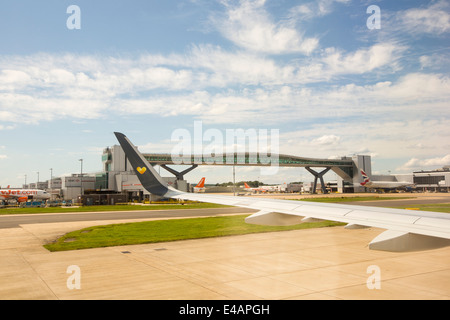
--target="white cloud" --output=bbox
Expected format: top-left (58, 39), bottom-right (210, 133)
top-left (419, 53), bottom-right (450, 70)
top-left (399, 1), bottom-right (450, 35)
top-left (321, 43), bottom-right (406, 75)
top-left (0, 124), bottom-right (16, 130)
top-left (289, 0), bottom-right (351, 20)
top-left (0, 69), bottom-right (31, 84)
top-left (0, 146), bottom-right (8, 160)
top-left (1, 49), bottom-right (448, 127)
top-left (0, 44), bottom-right (424, 126)
top-left (311, 135), bottom-right (341, 146)
top-left (399, 154), bottom-right (450, 172)
top-left (0, 146), bottom-right (6, 160)
top-left (215, 0), bottom-right (319, 54)
top-left (187, 44), bottom-right (294, 86)
top-left (278, 118), bottom-right (450, 166)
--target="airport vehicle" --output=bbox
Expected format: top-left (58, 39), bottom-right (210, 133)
top-left (0, 188), bottom-right (50, 203)
top-left (114, 132), bottom-right (450, 252)
top-left (19, 201), bottom-right (46, 208)
top-left (193, 177), bottom-right (206, 193)
top-left (360, 169), bottom-right (414, 189)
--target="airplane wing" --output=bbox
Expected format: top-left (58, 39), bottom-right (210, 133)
top-left (114, 132), bottom-right (450, 252)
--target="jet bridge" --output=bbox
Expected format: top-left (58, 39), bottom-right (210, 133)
top-left (143, 153), bottom-right (356, 194)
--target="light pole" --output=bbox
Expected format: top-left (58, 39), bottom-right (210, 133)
top-left (233, 165), bottom-right (236, 196)
top-left (79, 159), bottom-right (83, 176)
top-left (50, 168), bottom-right (53, 201)
top-left (79, 159), bottom-right (83, 197)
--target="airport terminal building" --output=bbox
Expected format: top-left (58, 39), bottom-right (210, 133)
top-left (96, 145), bottom-right (183, 202)
top-left (30, 145), bottom-right (450, 202)
top-left (412, 167), bottom-right (450, 191)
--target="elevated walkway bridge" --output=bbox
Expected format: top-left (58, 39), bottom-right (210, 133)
top-left (143, 153), bottom-right (355, 194)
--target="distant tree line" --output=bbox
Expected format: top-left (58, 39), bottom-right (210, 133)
top-left (214, 181), bottom-right (303, 187)
top-left (214, 181), bottom-right (262, 187)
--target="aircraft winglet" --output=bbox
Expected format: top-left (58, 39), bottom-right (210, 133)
top-left (114, 132), bottom-right (169, 196)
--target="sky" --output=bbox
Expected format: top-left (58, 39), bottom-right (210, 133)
top-left (0, 0), bottom-right (449, 187)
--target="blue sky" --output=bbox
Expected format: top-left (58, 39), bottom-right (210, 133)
top-left (1, 0), bottom-right (449, 187)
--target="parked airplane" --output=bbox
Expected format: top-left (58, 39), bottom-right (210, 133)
top-left (360, 169), bottom-right (414, 189)
top-left (0, 188), bottom-right (50, 203)
top-left (114, 132), bottom-right (450, 252)
top-left (243, 182), bottom-right (281, 193)
top-left (193, 177), bottom-right (206, 193)
top-left (243, 182), bottom-right (267, 193)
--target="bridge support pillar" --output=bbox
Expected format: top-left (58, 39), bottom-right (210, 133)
top-left (160, 164), bottom-right (198, 181)
top-left (305, 167), bottom-right (331, 194)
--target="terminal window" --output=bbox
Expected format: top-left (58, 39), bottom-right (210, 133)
top-left (414, 175), bottom-right (445, 185)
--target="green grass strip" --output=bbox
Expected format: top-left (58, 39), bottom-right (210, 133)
top-left (0, 202), bottom-right (229, 215)
top-left (44, 215), bottom-right (344, 252)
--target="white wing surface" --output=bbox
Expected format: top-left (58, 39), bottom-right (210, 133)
top-left (115, 132), bottom-right (450, 252)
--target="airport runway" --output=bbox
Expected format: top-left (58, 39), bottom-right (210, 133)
top-left (0, 207), bottom-right (256, 229)
top-left (0, 194), bottom-right (449, 300)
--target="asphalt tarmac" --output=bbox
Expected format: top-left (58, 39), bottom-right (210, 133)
top-left (0, 207), bottom-right (256, 229)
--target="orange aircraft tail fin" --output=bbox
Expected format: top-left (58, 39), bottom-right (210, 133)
top-left (195, 177), bottom-right (205, 188)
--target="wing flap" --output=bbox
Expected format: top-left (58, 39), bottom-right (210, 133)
top-left (369, 230), bottom-right (450, 252)
top-left (245, 210), bottom-right (304, 226)
top-left (344, 224), bottom-right (370, 229)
